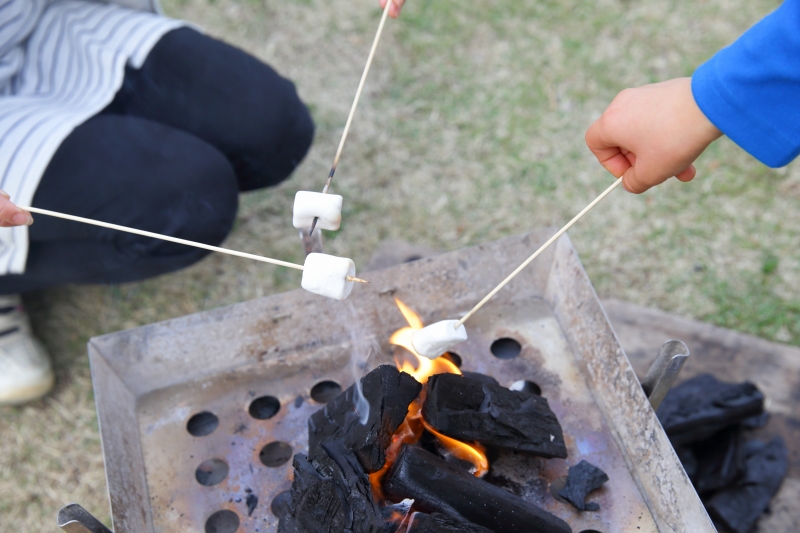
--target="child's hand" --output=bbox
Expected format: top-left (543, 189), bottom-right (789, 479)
top-left (0, 190), bottom-right (33, 227)
top-left (379, 0), bottom-right (405, 18)
top-left (585, 77), bottom-right (722, 193)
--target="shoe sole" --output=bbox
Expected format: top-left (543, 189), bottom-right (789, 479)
top-left (0, 372), bottom-right (55, 406)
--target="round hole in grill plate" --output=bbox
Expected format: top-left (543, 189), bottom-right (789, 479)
top-left (442, 352), bottom-right (462, 368)
top-left (549, 475), bottom-right (570, 504)
top-left (205, 510), bottom-right (239, 533)
top-left (195, 458), bottom-right (229, 486)
top-left (271, 489), bottom-right (292, 518)
top-left (310, 380), bottom-right (342, 403)
top-left (579, 530), bottom-right (604, 533)
top-left (509, 379), bottom-right (542, 395)
top-left (260, 441), bottom-right (293, 467)
top-left (187, 411), bottom-right (219, 437)
top-left (249, 396), bottom-right (280, 420)
top-left (490, 337), bottom-right (522, 359)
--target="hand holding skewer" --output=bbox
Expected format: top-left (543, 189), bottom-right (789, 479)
top-left (0, 189), bottom-right (33, 227)
top-left (378, 0), bottom-right (406, 19)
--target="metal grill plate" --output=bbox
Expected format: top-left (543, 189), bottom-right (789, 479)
top-left (89, 231), bottom-right (715, 533)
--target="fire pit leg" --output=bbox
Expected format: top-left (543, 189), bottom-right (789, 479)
top-left (641, 340), bottom-right (690, 410)
top-left (57, 504), bottom-right (113, 533)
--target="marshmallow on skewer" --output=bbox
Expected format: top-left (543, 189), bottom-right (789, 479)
top-left (411, 320), bottom-right (468, 359)
top-left (301, 253), bottom-right (356, 300)
top-left (293, 191), bottom-right (343, 231)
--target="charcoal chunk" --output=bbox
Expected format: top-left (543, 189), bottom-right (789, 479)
top-left (557, 460), bottom-right (609, 512)
top-left (309, 365), bottom-right (422, 472)
top-left (422, 373), bottom-right (567, 458)
top-left (246, 493), bottom-right (258, 516)
top-left (407, 512), bottom-right (494, 533)
top-left (460, 372), bottom-right (500, 386)
top-left (656, 374), bottom-right (764, 446)
top-left (384, 445), bottom-right (572, 533)
top-left (693, 426), bottom-right (745, 495)
top-left (706, 437), bottom-right (788, 533)
top-left (741, 412), bottom-right (770, 430)
top-left (278, 440), bottom-right (384, 533)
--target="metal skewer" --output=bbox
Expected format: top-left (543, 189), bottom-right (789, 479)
top-left (19, 206), bottom-right (369, 283)
top-left (309, 0), bottom-right (395, 236)
top-left (456, 177), bottom-right (623, 327)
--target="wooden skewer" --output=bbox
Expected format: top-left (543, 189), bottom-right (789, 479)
top-left (456, 177), bottom-right (623, 327)
top-left (19, 206), bottom-right (369, 284)
top-left (309, 0), bottom-right (395, 236)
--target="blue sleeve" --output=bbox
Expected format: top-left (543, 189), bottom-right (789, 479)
top-left (692, 0), bottom-right (800, 167)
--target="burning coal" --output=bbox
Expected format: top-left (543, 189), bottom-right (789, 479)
top-left (276, 298), bottom-right (578, 533)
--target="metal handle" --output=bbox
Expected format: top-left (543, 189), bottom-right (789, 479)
top-left (641, 340), bottom-right (690, 411)
top-left (57, 504), bottom-right (113, 533)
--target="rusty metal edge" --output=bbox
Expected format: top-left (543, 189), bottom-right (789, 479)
top-left (546, 235), bottom-right (715, 533)
top-left (89, 339), bottom-right (154, 533)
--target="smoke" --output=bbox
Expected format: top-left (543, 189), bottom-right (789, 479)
top-left (338, 300), bottom-right (381, 425)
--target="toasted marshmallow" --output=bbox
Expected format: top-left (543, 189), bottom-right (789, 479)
top-left (293, 191), bottom-right (343, 231)
top-left (411, 320), bottom-right (468, 359)
top-left (301, 253), bottom-right (356, 300)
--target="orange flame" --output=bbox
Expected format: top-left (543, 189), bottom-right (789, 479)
top-left (371, 299), bottom-right (488, 501)
top-left (389, 298), bottom-right (461, 383)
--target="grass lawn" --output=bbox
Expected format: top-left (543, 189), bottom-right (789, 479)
top-left (1, 0), bottom-right (795, 529)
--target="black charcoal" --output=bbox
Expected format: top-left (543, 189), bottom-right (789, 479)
top-left (380, 501), bottom-right (413, 533)
top-left (693, 426), bottom-right (745, 495)
top-left (742, 411), bottom-right (770, 430)
top-left (460, 372), bottom-right (500, 386)
top-left (706, 437), bottom-right (788, 533)
top-left (557, 460), bottom-right (609, 512)
top-left (278, 440), bottom-right (384, 533)
top-left (407, 512), bottom-right (494, 533)
top-left (384, 445), bottom-right (572, 533)
top-left (309, 365), bottom-right (422, 472)
top-left (246, 493), bottom-right (258, 516)
top-left (656, 374), bottom-right (764, 446)
top-left (422, 373), bottom-right (567, 458)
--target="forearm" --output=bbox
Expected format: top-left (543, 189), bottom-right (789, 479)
top-left (692, 0), bottom-right (800, 167)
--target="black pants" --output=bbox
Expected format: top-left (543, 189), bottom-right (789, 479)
top-left (0, 27), bottom-right (314, 294)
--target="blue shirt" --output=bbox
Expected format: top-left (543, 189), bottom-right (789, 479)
top-left (692, 0), bottom-right (800, 167)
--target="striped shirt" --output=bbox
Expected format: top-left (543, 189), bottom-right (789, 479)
top-left (0, 0), bottom-right (183, 275)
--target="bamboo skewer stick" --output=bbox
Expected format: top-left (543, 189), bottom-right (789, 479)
top-left (456, 177), bottom-right (623, 327)
top-left (19, 206), bottom-right (369, 283)
top-left (309, 0), bottom-right (395, 236)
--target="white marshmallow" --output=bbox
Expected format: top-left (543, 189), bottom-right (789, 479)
top-left (293, 191), bottom-right (343, 231)
top-left (411, 320), bottom-right (468, 359)
top-left (301, 253), bottom-right (356, 300)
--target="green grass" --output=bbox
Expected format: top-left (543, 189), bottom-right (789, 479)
top-left (702, 268), bottom-right (800, 343)
top-left (2, 0), bottom-right (798, 529)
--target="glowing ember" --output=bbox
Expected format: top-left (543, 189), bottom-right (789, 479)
top-left (371, 299), bottom-right (488, 500)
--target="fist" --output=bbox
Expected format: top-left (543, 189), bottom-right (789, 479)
top-left (585, 77), bottom-right (722, 193)
top-left (379, 0), bottom-right (405, 18)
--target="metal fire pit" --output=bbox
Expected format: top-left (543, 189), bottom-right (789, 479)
top-left (87, 230), bottom-right (715, 533)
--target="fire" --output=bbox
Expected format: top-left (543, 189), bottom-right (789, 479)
top-left (389, 298), bottom-right (461, 382)
top-left (370, 299), bottom-right (488, 501)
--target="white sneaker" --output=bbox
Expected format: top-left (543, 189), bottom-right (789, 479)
top-left (0, 295), bottom-right (55, 405)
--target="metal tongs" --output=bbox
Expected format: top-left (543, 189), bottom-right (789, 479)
top-left (641, 339), bottom-right (690, 410)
